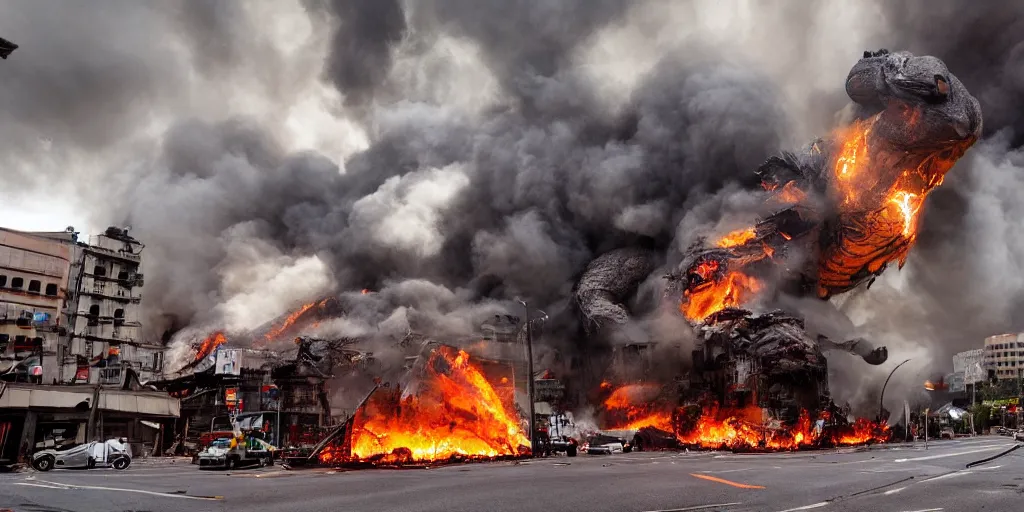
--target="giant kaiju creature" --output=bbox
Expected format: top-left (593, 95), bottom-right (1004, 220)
top-left (575, 50), bottom-right (982, 415)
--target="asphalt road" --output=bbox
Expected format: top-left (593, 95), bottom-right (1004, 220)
top-left (1, 436), bottom-right (1022, 512)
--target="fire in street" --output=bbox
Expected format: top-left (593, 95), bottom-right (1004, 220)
top-left (318, 345), bottom-right (530, 465)
top-left (600, 384), bottom-right (887, 452)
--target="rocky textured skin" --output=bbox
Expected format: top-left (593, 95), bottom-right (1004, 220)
top-left (574, 246), bottom-right (659, 336)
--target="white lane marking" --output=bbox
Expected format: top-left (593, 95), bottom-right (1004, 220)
top-left (777, 502), bottom-right (830, 511)
top-left (972, 465), bottom-right (1003, 471)
top-left (900, 509), bottom-right (943, 512)
top-left (920, 471), bottom-right (970, 483)
top-left (14, 483), bottom-right (72, 490)
top-left (48, 470), bottom-right (207, 478)
top-left (642, 503), bottom-right (742, 512)
top-left (28, 479), bottom-right (220, 501)
top-left (894, 444), bottom-right (1010, 462)
top-left (884, 486), bottom-right (906, 495)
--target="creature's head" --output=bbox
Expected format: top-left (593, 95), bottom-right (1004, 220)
top-left (846, 50), bottom-right (982, 152)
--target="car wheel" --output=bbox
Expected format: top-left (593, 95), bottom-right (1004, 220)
top-left (264, 456), bottom-right (274, 467)
top-left (87, 457), bottom-right (96, 469)
top-left (566, 445), bottom-right (577, 457)
top-left (112, 457), bottom-right (131, 470)
top-left (33, 455), bottom-right (55, 472)
top-left (225, 457), bottom-right (235, 470)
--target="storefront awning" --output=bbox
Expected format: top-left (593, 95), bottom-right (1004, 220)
top-left (0, 384), bottom-right (179, 418)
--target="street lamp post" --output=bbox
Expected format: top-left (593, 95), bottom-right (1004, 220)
top-left (516, 300), bottom-right (536, 456)
top-left (879, 358), bottom-right (912, 422)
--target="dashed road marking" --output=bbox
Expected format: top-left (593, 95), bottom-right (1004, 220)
top-left (883, 486), bottom-right (906, 495)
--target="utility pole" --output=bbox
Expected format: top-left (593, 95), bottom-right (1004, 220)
top-left (879, 358), bottom-right (912, 421)
top-left (517, 299), bottom-right (536, 457)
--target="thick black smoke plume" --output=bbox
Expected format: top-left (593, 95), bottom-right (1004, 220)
top-left (3, 1), bottom-right (1024, 413)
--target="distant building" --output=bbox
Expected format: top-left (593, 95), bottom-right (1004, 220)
top-left (983, 333), bottom-right (1024, 381)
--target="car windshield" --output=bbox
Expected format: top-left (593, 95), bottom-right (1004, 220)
top-left (209, 438), bottom-right (232, 448)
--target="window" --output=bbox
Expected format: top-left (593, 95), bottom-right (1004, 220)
top-left (88, 305), bottom-right (100, 316)
top-left (28, 280), bottom-right (41, 293)
top-left (93, 265), bottom-right (106, 277)
top-left (11, 277), bottom-right (23, 289)
top-left (45, 283), bottom-right (58, 296)
top-left (117, 271), bottom-right (130, 281)
top-left (113, 309), bottom-right (125, 326)
top-left (0, 275), bottom-right (6, 287)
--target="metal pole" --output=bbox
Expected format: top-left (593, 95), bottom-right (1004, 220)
top-left (879, 358), bottom-right (912, 421)
top-left (924, 408), bottom-right (929, 449)
top-left (518, 300), bottom-right (536, 457)
top-left (971, 382), bottom-right (977, 436)
top-left (276, 387), bottom-right (282, 448)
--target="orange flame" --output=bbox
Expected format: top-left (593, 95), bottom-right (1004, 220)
top-left (833, 118), bottom-right (875, 205)
top-left (677, 405), bottom-right (815, 451)
top-left (259, 298), bottom-right (334, 346)
top-left (336, 346), bottom-right (530, 464)
top-left (716, 228), bottom-right (757, 248)
top-left (602, 383), bottom-right (674, 432)
top-left (194, 332), bottom-right (226, 362)
top-left (775, 181), bottom-right (807, 204)
top-left (681, 271), bottom-right (762, 322)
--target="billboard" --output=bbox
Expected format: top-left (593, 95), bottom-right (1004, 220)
top-left (215, 348), bottom-right (241, 376)
top-left (953, 349), bottom-right (984, 384)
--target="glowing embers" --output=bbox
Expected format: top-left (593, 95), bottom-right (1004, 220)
top-left (339, 346), bottom-right (530, 465)
top-left (194, 332), bottom-right (226, 362)
top-left (601, 383), bottom-right (674, 432)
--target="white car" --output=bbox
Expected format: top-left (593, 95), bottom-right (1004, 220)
top-left (1014, 430), bottom-right (1024, 442)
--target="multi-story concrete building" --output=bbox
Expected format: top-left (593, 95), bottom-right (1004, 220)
top-left (0, 227), bottom-right (74, 383)
top-left (983, 333), bottom-right (1024, 381)
top-left (61, 227), bottom-right (163, 385)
